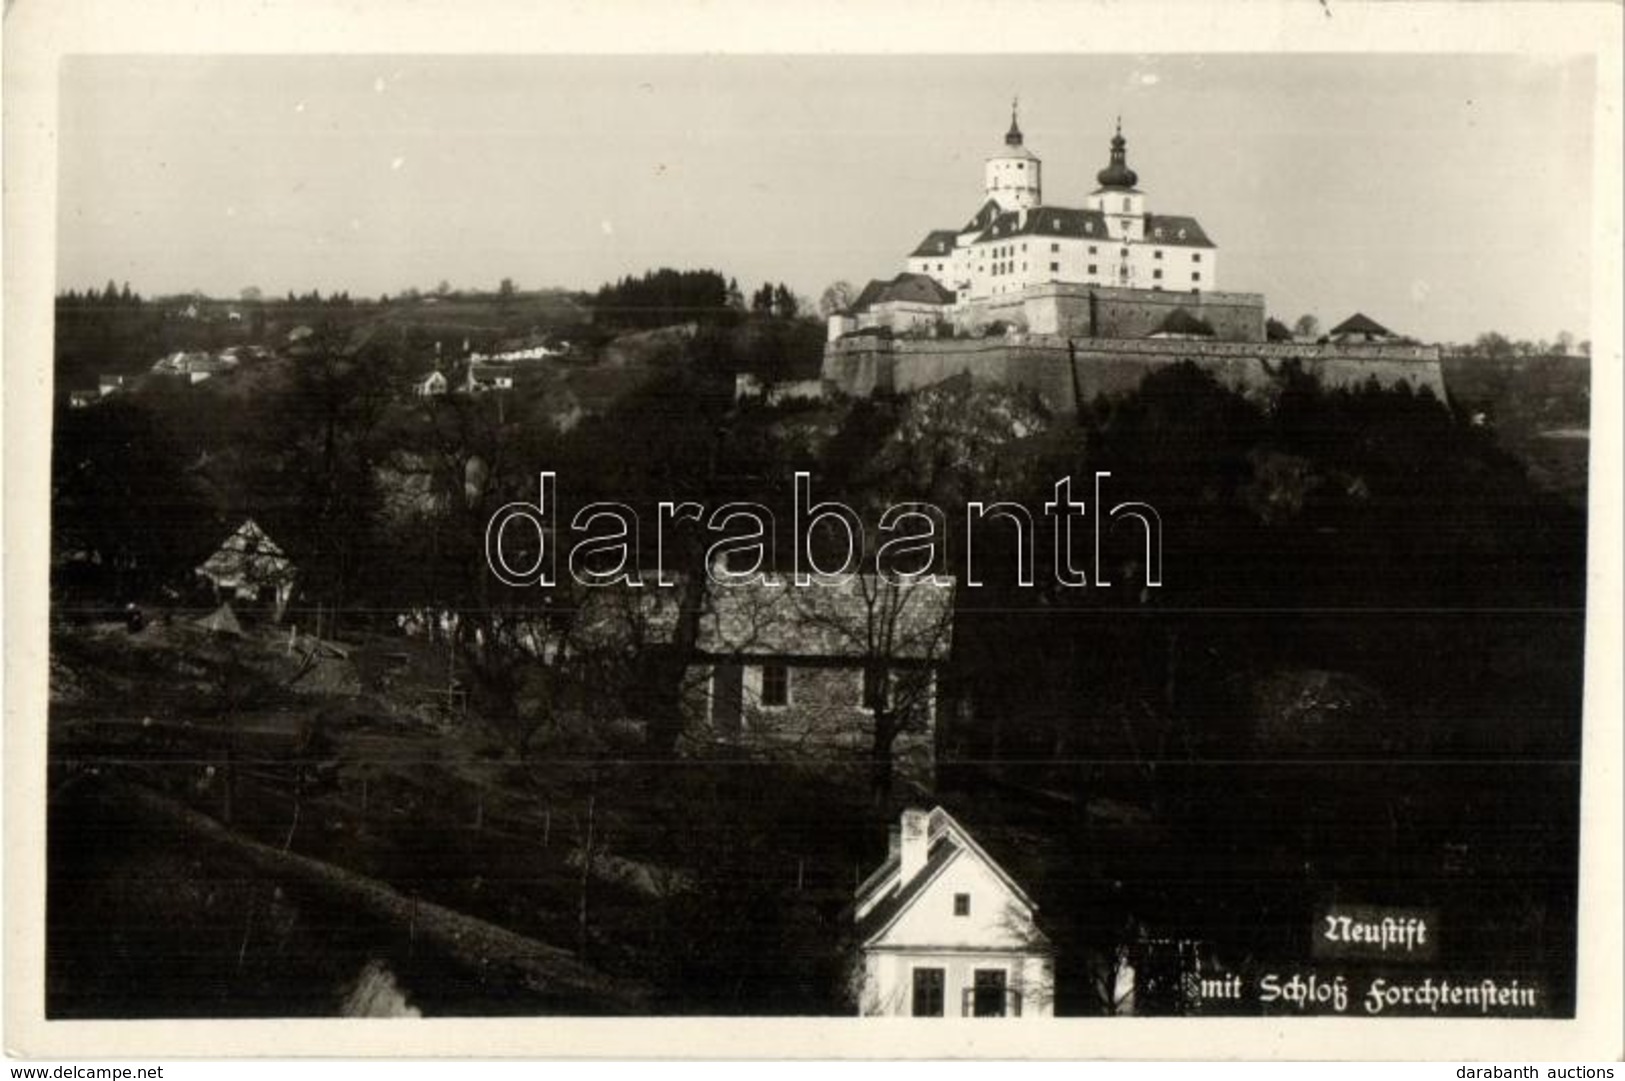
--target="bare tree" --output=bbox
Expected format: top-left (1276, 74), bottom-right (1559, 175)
top-left (786, 574), bottom-right (955, 801)
top-left (818, 280), bottom-right (856, 318)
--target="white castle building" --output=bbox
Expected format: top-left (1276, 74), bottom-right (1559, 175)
top-left (827, 105), bottom-right (1252, 345)
top-left (821, 103), bottom-right (1442, 408)
top-left (903, 106), bottom-right (1218, 302)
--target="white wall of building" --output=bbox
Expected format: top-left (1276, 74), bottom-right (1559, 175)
top-left (860, 846), bottom-right (1054, 1017)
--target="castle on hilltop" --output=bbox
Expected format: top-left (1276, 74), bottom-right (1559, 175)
top-left (904, 105), bottom-right (1219, 301)
top-left (822, 105), bottom-right (1445, 407)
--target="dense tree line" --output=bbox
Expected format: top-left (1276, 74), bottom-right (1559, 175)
top-left (591, 268), bottom-right (735, 329)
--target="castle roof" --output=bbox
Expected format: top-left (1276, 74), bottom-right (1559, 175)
top-left (1143, 214), bottom-right (1216, 249)
top-left (973, 205), bottom-right (1109, 244)
top-left (988, 99), bottom-right (1040, 161)
top-left (963, 205), bottom-right (1216, 249)
top-left (909, 230), bottom-right (960, 258)
top-left (1329, 312), bottom-right (1394, 339)
top-left (988, 141), bottom-right (1040, 162)
top-left (962, 199), bottom-right (1003, 234)
top-left (850, 273), bottom-right (956, 313)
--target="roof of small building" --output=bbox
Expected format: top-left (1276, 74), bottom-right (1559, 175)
top-left (854, 806), bottom-right (1042, 947)
top-left (850, 273), bottom-right (956, 314)
top-left (1329, 312), bottom-right (1393, 338)
top-left (569, 574), bottom-right (956, 663)
top-left (196, 519), bottom-right (295, 584)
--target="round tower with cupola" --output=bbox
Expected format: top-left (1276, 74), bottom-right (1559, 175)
top-left (984, 100), bottom-right (1042, 210)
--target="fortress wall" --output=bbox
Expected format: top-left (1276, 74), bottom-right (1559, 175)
top-left (1001, 284), bottom-right (1267, 342)
top-left (1085, 287), bottom-right (1266, 342)
top-left (823, 335), bottom-right (1447, 409)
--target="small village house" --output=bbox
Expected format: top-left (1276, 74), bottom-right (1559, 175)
top-left (194, 518), bottom-right (297, 621)
top-left (565, 572), bottom-right (955, 788)
top-left (414, 370), bottom-right (449, 397)
top-left (854, 806), bottom-right (1053, 1017)
top-left (465, 362), bottom-right (515, 393)
top-left (683, 573), bottom-right (954, 790)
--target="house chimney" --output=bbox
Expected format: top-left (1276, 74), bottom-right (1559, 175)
top-left (899, 808), bottom-right (930, 883)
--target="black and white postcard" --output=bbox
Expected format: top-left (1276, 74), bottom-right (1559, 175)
top-left (4, 0), bottom-right (1620, 1061)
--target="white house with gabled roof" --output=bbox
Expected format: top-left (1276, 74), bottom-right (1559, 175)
top-left (854, 806), bottom-right (1053, 1018)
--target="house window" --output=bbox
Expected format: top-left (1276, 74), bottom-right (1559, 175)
top-left (1050, 243), bottom-right (1059, 253)
top-left (1122, 197), bottom-right (1131, 212)
top-left (912, 968), bottom-right (946, 1017)
top-left (1087, 264), bottom-right (1097, 275)
top-left (1192, 253), bottom-right (1202, 262)
top-left (1154, 250), bottom-right (1163, 260)
top-left (862, 666), bottom-right (890, 711)
top-left (972, 969), bottom-right (1009, 1017)
top-left (1088, 246), bottom-right (1097, 255)
top-left (1120, 248), bottom-right (1129, 258)
top-left (954, 893), bottom-right (971, 916)
top-left (761, 664), bottom-right (789, 708)
top-left (1192, 272), bottom-right (1202, 282)
top-left (1153, 269), bottom-right (1163, 280)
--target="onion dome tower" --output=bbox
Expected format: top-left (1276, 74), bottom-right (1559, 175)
top-left (1089, 117), bottom-right (1146, 239)
top-left (1095, 117), bottom-right (1140, 190)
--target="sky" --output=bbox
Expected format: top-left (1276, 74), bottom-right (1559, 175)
top-left (57, 53), bottom-right (1596, 344)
